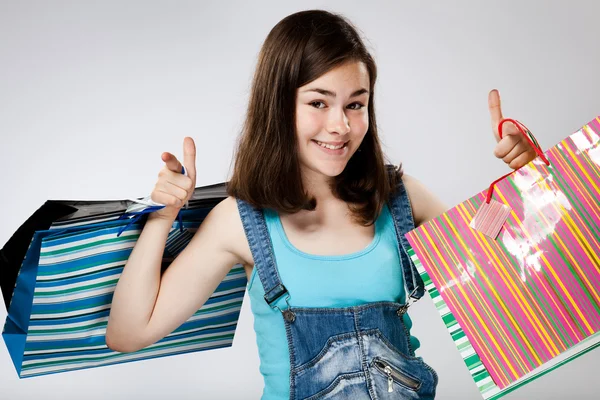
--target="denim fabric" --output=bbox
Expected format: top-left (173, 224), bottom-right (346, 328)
top-left (245, 203), bottom-right (420, 399)
top-left (285, 303), bottom-right (438, 399)
top-left (237, 171), bottom-right (438, 399)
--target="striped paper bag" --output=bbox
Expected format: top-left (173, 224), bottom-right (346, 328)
top-left (405, 116), bottom-right (600, 399)
top-left (2, 184), bottom-right (247, 378)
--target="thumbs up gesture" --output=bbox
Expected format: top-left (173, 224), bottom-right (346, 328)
top-left (488, 90), bottom-right (537, 169)
top-left (150, 137), bottom-right (197, 221)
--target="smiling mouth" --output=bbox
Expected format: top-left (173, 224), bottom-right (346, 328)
top-left (312, 140), bottom-right (348, 150)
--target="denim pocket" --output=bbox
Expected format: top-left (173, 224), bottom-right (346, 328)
top-left (363, 330), bottom-right (437, 399)
top-left (294, 331), bottom-right (359, 375)
top-left (300, 371), bottom-right (370, 400)
top-left (371, 356), bottom-right (422, 392)
top-left (291, 332), bottom-right (364, 399)
top-left (370, 359), bottom-right (422, 400)
top-left (366, 329), bottom-right (420, 362)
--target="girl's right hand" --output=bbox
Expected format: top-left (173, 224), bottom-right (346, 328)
top-left (150, 137), bottom-right (197, 221)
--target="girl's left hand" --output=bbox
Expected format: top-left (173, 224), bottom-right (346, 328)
top-left (488, 89), bottom-right (537, 169)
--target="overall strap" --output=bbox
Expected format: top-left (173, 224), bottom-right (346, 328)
top-left (235, 198), bottom-right (289, 309)
top-left (386, 165), bottom-right (426, 303)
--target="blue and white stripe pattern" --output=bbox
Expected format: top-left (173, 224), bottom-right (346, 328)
top-left (3, 181), bottom-right (247, 378)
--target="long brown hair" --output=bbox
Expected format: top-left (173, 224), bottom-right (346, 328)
top-left (227, 9), bottom-right (400, 225)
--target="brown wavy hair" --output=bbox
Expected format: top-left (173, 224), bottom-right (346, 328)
top-left (227, 9), bottom-right (401, 225)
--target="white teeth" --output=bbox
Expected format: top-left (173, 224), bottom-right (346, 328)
top-left (316, 140), bottom-right (345, 150)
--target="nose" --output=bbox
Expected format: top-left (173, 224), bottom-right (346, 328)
top-left (327, 109), bottom-right (350, 136)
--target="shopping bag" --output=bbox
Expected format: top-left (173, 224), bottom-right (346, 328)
top-left (1, 182), bottom-right (248, 378)
top-left (405, 116), bottom-right (600, 399)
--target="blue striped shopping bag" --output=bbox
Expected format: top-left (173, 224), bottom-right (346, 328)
top-left (1, 183), bottom-right (247, 378)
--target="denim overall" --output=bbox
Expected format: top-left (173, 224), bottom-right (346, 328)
top-left (236, 171), bottom-right (439, 399)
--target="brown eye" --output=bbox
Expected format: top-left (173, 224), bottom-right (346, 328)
top-left (310, 101), bottom-right (326, 109)
top-left (348, 102), bottom-right (365, 110)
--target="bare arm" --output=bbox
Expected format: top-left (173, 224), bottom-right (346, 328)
top-left (105, 196), bottom-right (247, 353)
top-left (402, 174), bottom-right (448, 227)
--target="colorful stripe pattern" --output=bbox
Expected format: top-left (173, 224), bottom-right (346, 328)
top-left (409, 247), bottom-right (600, 400)
top-left (18, 217), bottom-right (247, 378)
top-left (406, 117), bottom-right (600, 391)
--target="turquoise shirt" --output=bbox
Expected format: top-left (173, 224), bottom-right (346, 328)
top-left (246, 204), bottom-right (420, 399)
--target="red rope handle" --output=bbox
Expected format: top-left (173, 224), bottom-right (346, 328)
top-left (485, 171), bottom-right (513, 203)
top-left (485, 118), bottom-right (550, 203)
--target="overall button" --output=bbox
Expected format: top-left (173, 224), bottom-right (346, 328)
top-left (283, 309), bottom-right (296, 322)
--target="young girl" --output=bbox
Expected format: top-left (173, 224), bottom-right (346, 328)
top-left (105, 9), bottom-right (536, 399)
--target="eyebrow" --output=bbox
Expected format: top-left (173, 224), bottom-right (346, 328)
top-left (302, 88), bottom-right (369, 98)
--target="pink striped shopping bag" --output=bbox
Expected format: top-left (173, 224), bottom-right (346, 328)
top-left (406, 116), bottom-right (600, 399)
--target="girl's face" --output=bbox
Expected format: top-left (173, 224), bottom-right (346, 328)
top-left (295, 61), bottom-right (370, 182)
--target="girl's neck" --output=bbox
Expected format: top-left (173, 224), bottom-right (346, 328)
top-left (301, 169), bottom-right (337, 205)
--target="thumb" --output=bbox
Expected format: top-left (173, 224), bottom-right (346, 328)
top-left (488, 89), bottom-right (503, 142)
top-left (182, 137), bottom-right (197, 183)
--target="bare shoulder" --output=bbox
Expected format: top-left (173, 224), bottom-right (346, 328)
top-left (201, 196), bottom-right (254, 267)
top-left (401, 174), bottom-right (448, 227)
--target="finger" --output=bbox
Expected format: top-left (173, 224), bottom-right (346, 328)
top-left (157, 179), bottom-right (190, 201)
top-left (493, 134), bottom-right (521, 159)
top-left (161, 152), bottom-right (183, 174)
top-left (509, 149), bottom-right (537, 170)
top-left (488, 89), bottom-right (503, 141)
top-left (502, 141), bottom-right (529, 165)
top-left (160, 167), bottom-right (194, 188)
top-left (182, 137), bottom-right (197, 183)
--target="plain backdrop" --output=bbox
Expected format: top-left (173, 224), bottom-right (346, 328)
top-left (1, 1), bottom-right (599, 399)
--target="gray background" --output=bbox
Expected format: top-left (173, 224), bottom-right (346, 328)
top-left (1, 1), bottom-right (598, 399)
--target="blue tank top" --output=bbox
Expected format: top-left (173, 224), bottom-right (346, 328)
top-left (246, 204), bottom-right (421, 400)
